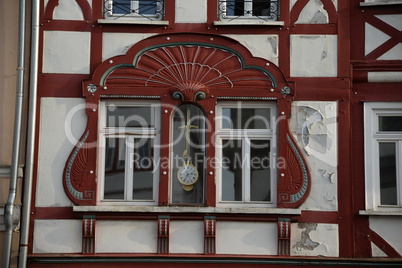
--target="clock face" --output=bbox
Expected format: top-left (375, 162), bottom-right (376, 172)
top-left (177, 164), bottom-right (199, 185)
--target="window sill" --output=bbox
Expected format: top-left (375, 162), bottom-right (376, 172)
top-left (74, 205), bottom-right (301, 215)
top-left (97, 19), bottom-right (169, 25)
top-left (214, 20), bottom-right (284, 26)
top-left (360, 1), bottom-right (402, 6)
top-left (359, 210), bottom-right (402, 216)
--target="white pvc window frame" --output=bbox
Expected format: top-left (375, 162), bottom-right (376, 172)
top-left (98, 100), bottom-right (161, 205)
top-left (215, 101), bottom-right (277, 208)
top-left (364, 102), bottom-right (402, 211)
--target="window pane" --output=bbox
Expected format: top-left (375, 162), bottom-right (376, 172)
top-left (104, 138), bottom-right (126, 199)
top-left (107, 106), bottom-right (155, 128)
top-left (222, 108), bottom-right (270, 129)
top-left (222, 139), bottom-right (243, 201)
top-left (250, 140), bottom-right (271, 202)
top-left (171, 105), bottom-right (205, 204)
top-left (139, 0), bottom-right (156, 15)
top-left (252, 0), bottom-right (270, 16)
top-left (113, 0), bottom-right (131, 14)
top-left (225, 0), bottom-right (245, 16)
top-left (379, 116), bottom-right (402, 131)
top-left (132, 138), bottom-right (154, 200)
top-left (379, 142), bottom-right (398, 205)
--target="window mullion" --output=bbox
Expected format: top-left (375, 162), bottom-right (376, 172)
top-left (398, 141), bottom-right (402, 206)
top-left (244, 137), bottom-right (250, 202)
top-left (125, 136), bottom-right (134, 200)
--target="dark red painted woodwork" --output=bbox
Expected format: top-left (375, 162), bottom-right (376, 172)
top-left (290, 0), bottom-right (337, 25)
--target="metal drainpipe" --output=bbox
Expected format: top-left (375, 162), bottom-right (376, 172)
top-left (18, 0), bottom-right (40, 266)
top-left (2, 0), bottom-right (26, 266)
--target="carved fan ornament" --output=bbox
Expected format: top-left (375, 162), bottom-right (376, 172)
top-left (63, 34), bottom-right (310, 207)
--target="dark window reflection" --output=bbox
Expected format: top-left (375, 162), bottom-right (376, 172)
top-left (379, 142), bottom-right (397, 205)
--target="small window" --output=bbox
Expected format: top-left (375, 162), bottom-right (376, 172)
top-left (364, 102), bottom-right (402, 210)
top-left (103, 0), bottom-right (164, 21)
top-left (99, 101), bottom-right (160, 205)
top-left (218, 0), bottom-right (280, 21)
top-left (216, 102), bottom-right (277, 207)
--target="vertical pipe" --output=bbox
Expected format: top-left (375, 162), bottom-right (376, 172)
top-left (2, 0), bottom-right (26, 266)
top-left (18, 0), bottom-right (40, 266)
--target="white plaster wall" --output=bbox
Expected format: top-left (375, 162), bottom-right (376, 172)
top-left (36, 98), bottom-right (87, 207)
top-left (223, 35), bottom-right (279, 66)
top-left (102, 33), bottom-right (157, 61)
top-left (45, 0), bottom-right (91, 21)
top-left (368, 72), bottom-right (402, 82)
top-left (290, 0), bottom-right (338, 11)
top-left (96, 220), bottom-right (157, 253)
top-left (43, 31), bottom-right (91, 74)
top-left (33, 220), bottom-right (82, 253)
top-left (291, 223), bottom-right (338, 257)
top-left (371, 242), bottom-right (387, 257)
top-left (370, 216), bottom-right (402, 255)
top-left (175, 0), bottom-right (207, 23)
top-left (365, 23), bottom-right (392, 56)
top-left (170, 221), bottom-right (204, 253)
top-left (290, 35), bottom-right (337, 77)
top-left (290, 101), bottom-right (338, 211)
top-left (296, 0), bottom-right (329, 24)
top-left (216, 221), bottom-right (277, 255)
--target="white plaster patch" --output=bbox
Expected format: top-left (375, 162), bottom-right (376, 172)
top-left (370, 216), bottom-right (402, 255)
top-left (223, 34), bottom-right (279, 66)
top-left (371, 242), bottom-right (388, 257)
top-left (375, 14), bottom-right (402, 31)
top-left (291, 223), bottom-right (338, 257)
top-left (96, 220), bottom-right (157, 253)
top-left (36, 98), bottom-right (87, 207)
top-left (378, 43), bottom-right (402, 60)
top-left (170, 221), bottom-right (204, 253)
top-left (368, 72), bottom-right (402, 82)
top-left (296, 0), bottom-right (329, 24)
top-left (365, 23), bottom-right (391, 56)
top-left (33, 220), bottom-right (82, 253)
top-left (43, 31), bottom-right (91, 74)
top-left (52, 0), bottom-right (84, 20)
top-left (102, 33), bottom-right (157, 61)
top-left (291, 0), bottom-right (338, 11)
top-left (175, 0), bottom-right (207, 23)
top-left (290, 101), bottom-right (338, 211)
top-left (290, 35), bottom-right (337, 77)
top-left (216, 221), bottom-right (277, 255)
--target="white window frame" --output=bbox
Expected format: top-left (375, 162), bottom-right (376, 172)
top-left (98, 100), bottom-right (160, 206)
top-left (215, 101), bottom-right (277, 208)
top-left (103, 0), bottom-right (164, 21)
top-left (217, 0), bottom-right (281, 24)
top-left (364, 102), bottom-right (402, 211)
top-left (360, 0), bottom-right (402, 7)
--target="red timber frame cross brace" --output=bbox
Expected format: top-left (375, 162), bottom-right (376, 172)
top-left (62, 33), bottom-right (311, 209)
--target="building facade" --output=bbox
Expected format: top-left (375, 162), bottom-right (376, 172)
top-left (3, 0), bottom-right (402, 267)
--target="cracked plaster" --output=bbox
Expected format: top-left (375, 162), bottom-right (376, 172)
top-left (290, 101), bottom-right (337, 211)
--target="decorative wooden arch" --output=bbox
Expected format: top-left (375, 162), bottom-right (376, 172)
top-left (44, 0), bottom-right (92, 21)
top-left (63, 33), bottom-right (310, 208)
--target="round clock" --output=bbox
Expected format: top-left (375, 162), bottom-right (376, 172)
top-left (177, 163), bottom-right (199, 191)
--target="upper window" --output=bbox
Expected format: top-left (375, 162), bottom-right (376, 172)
top-left (103, 0), bottom-right (164, 21)
top-left (216, 102), bottom-right (277, 207)
top-left (364, 102), bottom-right (402, 210)
top-left (218, 0), bottom-right (280, 22)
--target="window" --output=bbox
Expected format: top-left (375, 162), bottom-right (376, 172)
top-left (216, 102), bottom-right (277, 207)
top-left (171, 104), bottom-right (207, 204)
top-left (103, 0), bottom-right (164, 20)
top-left (99, 101), bottom-right (160, 205)
top-left (364, 102), bottom-right (402, 210)
top-left (218, 0), bottom-right (280, 21)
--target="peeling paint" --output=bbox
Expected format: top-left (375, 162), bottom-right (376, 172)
top-left (296, 0), bottom-right (329, 24)
top-left (294, 223), bottom-right (320, 251)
